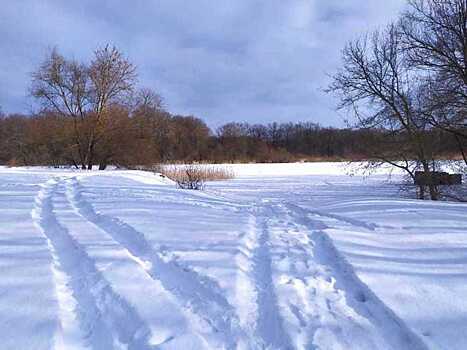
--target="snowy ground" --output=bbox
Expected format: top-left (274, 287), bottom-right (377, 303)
top-left (0, 164), bottom-right (466, 350)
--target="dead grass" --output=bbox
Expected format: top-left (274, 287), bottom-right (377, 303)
top-left (153, 164), bottom-right (235, 189)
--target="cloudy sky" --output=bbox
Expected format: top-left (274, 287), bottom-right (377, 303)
top-left (1, 1), bottom-right (406, 127)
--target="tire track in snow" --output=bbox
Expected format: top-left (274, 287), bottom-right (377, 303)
top-left (255, 214), bottom-right (293, 349)
top-left (232, 215), bottom-right (260, 336)
top-left (298, 208), bottom-right (378, 231)
top-left (283, 203), bottom-right (430, 350)
top-left (120, 187), bottom-right (247, 213)
top-left (290, 203), bottom-right (404, 232)
top-left (66, 177), bottom-right (248, 349)
top-left (32, 178), bottom-right (155, 350)
top-left (268, 203), bottom-right (386, 350)
top-left (32, 179), bottom-right (91, 350)
top-left (240, 204), bottom-right (293, 349)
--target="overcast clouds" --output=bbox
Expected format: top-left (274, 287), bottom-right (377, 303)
top-left (0, 1), bottom-right (406, 127)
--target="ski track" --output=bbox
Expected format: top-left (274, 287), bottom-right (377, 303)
top-left (32, 178), bottom-right (154, 350)
top-left (66, 177), bottom-right (248, 349)
top-left (282, 202), bottom-right (429, 350)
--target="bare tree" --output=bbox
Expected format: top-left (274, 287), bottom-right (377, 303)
top-left (328, 24), bottom-right (441, 199)
top-left (31, 49), bottom-right (88, 167)
top-left (133, 88), bottom-right (163, 113)
top-left (85, 46), bottom-right (137, 169)
top-left (132, 88), bottom-right (171, 162)
top-left (31, 45), bottom-right (136, 169)
top-left (401, 0), bottom-right (467, 165)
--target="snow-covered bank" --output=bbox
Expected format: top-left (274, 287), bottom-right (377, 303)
top-left (0, 164), bottom-right (466, 349)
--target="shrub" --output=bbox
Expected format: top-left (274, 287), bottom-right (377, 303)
top-left (154, 164), bottom-right (235, 190)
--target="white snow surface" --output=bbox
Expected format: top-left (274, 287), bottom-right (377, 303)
top-left (0, 164), bottom-right (466, 350)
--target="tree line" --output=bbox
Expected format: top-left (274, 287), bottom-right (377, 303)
top-left (0, 107), bottom-right (462, 168)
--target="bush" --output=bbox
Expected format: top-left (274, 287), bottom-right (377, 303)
top-left (154, 164), bottom-right (235, 190)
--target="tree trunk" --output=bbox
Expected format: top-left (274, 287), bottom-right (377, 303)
top-left (418, 185), bottom-right (425, 200)
top-left (428, 184), bottom-right (438, 201)
top-left (98, 161), bottom-right (107, 170)
top-left (71, 159), bottom-right (79, 170)
top-left (421, 160), bottom-right (439, 200)
top-left (454, 134), bottom-right (467, 167)
top-left (85, 135), bottom-right (95, 170)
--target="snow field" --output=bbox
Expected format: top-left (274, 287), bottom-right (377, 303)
top-left (0, 164), bottom-right (466, 349)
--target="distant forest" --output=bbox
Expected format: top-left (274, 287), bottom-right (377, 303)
top-left (0, 109), bottom-right (462, 169)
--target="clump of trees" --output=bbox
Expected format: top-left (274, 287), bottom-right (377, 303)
top-left (328, 0), bottom-right (466, 200)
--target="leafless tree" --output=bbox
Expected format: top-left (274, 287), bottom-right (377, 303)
top-left (31, 49), bottom-right (88, 167)
top-left (85, 46), bottom-right (137, 168)
top-left (132, 88), bottom-right (172, 162)
top-left (31, 45), bottom-right (137, 169)
top-left (400, 0), bottom-right (467, 165)
top-left (328, 24), bottom-right (441, 199)
top-left (133, 88), bottom-right (163, 112)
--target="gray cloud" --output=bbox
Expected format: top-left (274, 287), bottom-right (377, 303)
top-left (0, 0), bottom-right (406, 126)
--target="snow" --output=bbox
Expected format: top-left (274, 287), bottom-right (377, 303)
top-left (0, 164), bottom-right (466, 349)
top-left (175, 161), bottom-right (406, 177)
